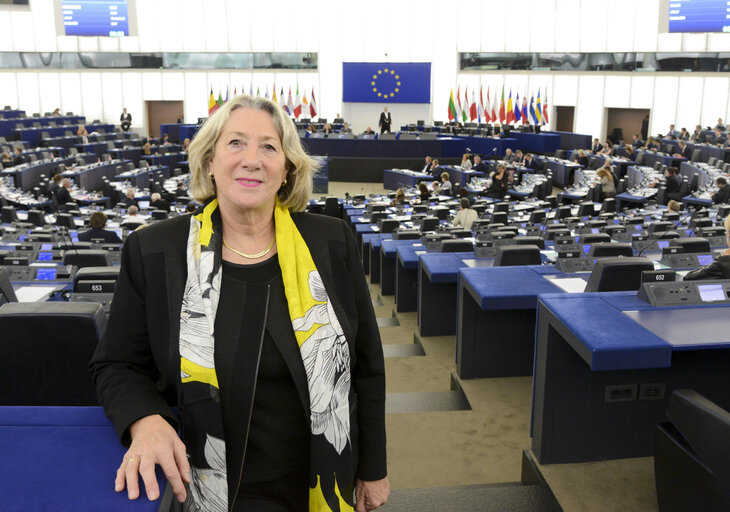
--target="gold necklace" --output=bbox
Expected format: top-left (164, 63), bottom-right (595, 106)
top-left (223, 237), bottom-right (276, 259)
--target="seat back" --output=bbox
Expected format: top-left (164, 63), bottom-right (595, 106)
top-left (62, 249), bottom-right (111, 268)
top-left (584, 257), bottom-right (654, 292)
top-left (439, 239), bottom-right (474, 253)
top-left (494, 245), bottom-right (541, 266)
top-left (588, 242), bottom-right (633, 258)
top-left (0, 267), bottom-right (17, 305)
top-left (0, 302), bottom-right (105, 405)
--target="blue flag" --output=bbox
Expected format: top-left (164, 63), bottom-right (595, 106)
top-left (514, 92), bottom-right (521, 123)
top-left (342, 62), bottom-right (431, 103)
top-left (529, 96), bottom-right (538, 125)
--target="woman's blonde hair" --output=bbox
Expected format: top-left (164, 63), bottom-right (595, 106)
top-left (188, 94), bottom-right (317, 212)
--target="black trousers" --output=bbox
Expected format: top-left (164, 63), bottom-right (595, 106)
top-left (234, 465), bottom-right (309, 512)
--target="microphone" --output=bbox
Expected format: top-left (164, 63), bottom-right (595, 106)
top-left (636, 206), bottom-right (702, 257)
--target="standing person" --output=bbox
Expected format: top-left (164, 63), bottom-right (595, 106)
top-left (177, 113), bottom-right (184, 124)
top-left (89, 95), bottom-right (389, 512)
top-left (120, 108), bottom-right (132, 132)
top-left (484, 163), bottom-right (512, 199)
top-left (378, 107), bottom-right (391, 134)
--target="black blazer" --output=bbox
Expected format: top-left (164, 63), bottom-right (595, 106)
top-left (592, 143), bottom-right (603, 153)
top-left (473, 161), bottom-right (488, 173)
top-left (55, 186), bottom-right (73, 206)
top-left (684, 255), bottom-right (730, 281)
top-left (712, 185), bottom-right (730, 204)
top-left (89, 212), bottom-right (387, 505)
top-left (378, 112), bottom-right (391, 132)
top-left (78, 227), bottom-right (122, 244)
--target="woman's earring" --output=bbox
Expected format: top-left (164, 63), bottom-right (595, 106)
top-left (282, 178), bottom-right (288, 186)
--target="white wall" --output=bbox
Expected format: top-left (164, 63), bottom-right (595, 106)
top-left (1, 0), bottom-right (730, 140)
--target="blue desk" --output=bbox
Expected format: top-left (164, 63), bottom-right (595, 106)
top-left (109, 147), bottom-right (143, 165)
top-left (395, 243), bottom-right (426, 312)
top-left (112, 165), bottom-right (171, 189)
top-left (367, 234), bottom-right (393, 284)
top-left (457, 265), bottom-right (564, 379)
top-left (545, 131), bottom-right (592, 151)
top-left (0, 406), bottom-right (165, 511)
top-left (141, 152), bottom-right (187, 170)
top-left (510, 132), bottom-right (561, 154)
top-left (383, 169), bottom-right (431, 190)
top-left (18, 123), bottom-right (112, 147)
top-left (75, 142), bottom-right (109, 158)
top-left (63, 160), bottom-right (131, 191)
top-left (535, 157), bottom-right (583, 188)
top-left (3, 157), bottom-right (75, 191)
top-left (443, 166), bottom-right (485, 189)
top-left (532, 293), bottom-right (730, 464)
top-left (0, 116), bottom-right (84, 140)
top-left (380, 239), bottom-right (419, 296)
top-left (615, 191), bottom-right (655, 209)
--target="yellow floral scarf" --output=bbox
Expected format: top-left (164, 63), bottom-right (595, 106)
top-left (180, 197), bottom-right (354, 511)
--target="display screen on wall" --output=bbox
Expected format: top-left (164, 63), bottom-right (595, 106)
top-left (668, 0), bottom-right (730, 33)
top-left (61, 0), bottom-right (131, 36)
top-left (342, 63), bottom-right (431, 103)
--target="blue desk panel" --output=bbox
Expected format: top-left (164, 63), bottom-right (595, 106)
top-left (510, 132), bottom-right (561, 154)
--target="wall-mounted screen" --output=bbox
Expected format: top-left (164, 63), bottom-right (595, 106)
top-left (58, 0), bottom-right (136, 37)
top-left (668, 0), bottom-right (730, 33)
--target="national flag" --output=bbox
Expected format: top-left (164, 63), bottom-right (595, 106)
top-left (542, 88), bottom-right (549, 124)
top-left (293, 85), bottom-right (302, 119)
top-left (506, 89), bottom-right (515, 124)
top-left (264, 85), bottom-right (269, 99)
top-left (490, 88), bottom-right (497, 122)
top-left (447, 89), bottom-right (457, 121)
top-left (234, 86), bottom-right (237, 96)
top-left (484, 87), bottom-right (492, 123)
top-left (272, 86), bottom-right (278, 104)
top-left (256, 86), bottom-right (260, 97)
top-left (498, 86), bottom-right (506, 124)
top-left (208, 88), bottom-right (217, 116)
top-left (216, 91), bottom-right (223, 107)
top-left (514, 92), bottom-right (521, 124)
top-left (469, 89), bottom-right (477, 121)
top-left (477, 86), bottom-right (485, 123)
top-left (286, 87), bottom-right (294, 115)
top-left (455, 85), bottom-right (463, 122)
top-left (301, 92), bottom-right (309, 118)
top-left (310, 88), bottom-right (318, 118)
top-left (249, 83), bottom-right (253, 96)
top-left (462, 89), bottom-right (469, 123)
top-left (529, 96), bottom-right (538, 124)
top-left (536, 89), bottom-right (542, 124)
top-left (521, 96), bottom-right (528, 125)
top-left (224, 86), bottom-right (229, 103)
top-left (279, 87), bottom-right (286, 110)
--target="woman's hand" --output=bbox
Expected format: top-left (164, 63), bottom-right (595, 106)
top-left (115, 414), bottom-right (191, 503)
top-left (355, 477), bottom-right (390, 512)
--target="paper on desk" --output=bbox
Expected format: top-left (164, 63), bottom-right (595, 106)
top-left (544, 276), bottom-right (587, 293)
top-left (15, 286), bottom-right (57, 302)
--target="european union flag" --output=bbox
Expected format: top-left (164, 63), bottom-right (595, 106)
top-left (342, 62), bottom-right (431, 103)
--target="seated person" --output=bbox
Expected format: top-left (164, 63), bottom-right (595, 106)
top-left (12, 147), bottom-right (25, 167)
top-left (596, 167), bottom-right (615, 198)
top-left (650, 167), bottom-right (682, 203)
top-left (691, 124), bottom-right (704, 143)
top-left (149, 192), bottom-right (171, 212)
top-left (161, 133), bottom-right (172, 146)
top-left (642, 137), bottom-right (660, 151)
top-left (712, 177), bottom-right (730, 204)
top-left (78, 211), bottom-right (123, 243)
top-left (514, 149), bottom-right (525, 164)
top-left (439, 172), bottom-right (453, 195)
top-left (458, 187), bottom-right (476, 206)
top-left (182, 138), bottom-right (191, 152)
top-left (624, 144), bottom-right (635, 160)
top-left (684, 215), bottom-right (730, 280)
top-left (710, 128), bottom-right (727, 147)
top-left (390, 188), bottom-right (407, 207)
top-left (667, 199), bottom-right (681, 213)
top-left (48, 173), bottom-right (62, 198)
top-left (123, 188), bottom-right (139, 208)
top-left (362, 125), bottom-right (375, 135)
top-left (600, 140), bottom-right (614, 156)
top-left (678, 127), bottom-right (690, 140)
top-left (185, 203), bottom-right (198, 213)
top-left (417, 182), bottom-right (431, 203)
top-left (0, 151), bottom-right (11, 167)
top-left (322, 123), bottom-right (333, 135)
top-left (142, 142), bottom-right (151, 155)
top-left (674, 140), bottom-right (692, 159)
top-left (631, 134), bottom-right (643, 148)
top-left (472, 154), bottom-right (487, 173)
top-left (429, 158), bottom-right (442, 179)
top-left (55, 178), bottom-right (75, 207)
top-left (715, 118), bottom-right (726, 132)
top-left (504, 148), bottom-right (517, 163)
top-left (121, 205), bottom-right (147, 227)
top-left (573, 150), bottom-right (589, 167)
top-left (174, 181), bottom-right (188, 197)
top-left (340, 123), bottom-right (352, 134)
top-left (452, 197), bottom-right (479, 230)
top-left (667, 124), bottom-right (680, 139)
top-left (77, 124), bottom-right (89, 144)
top-left (306, 124), bottom-right (316, 133)
top-left (523, 153), bottom-right (538, 170)
top-left (421, 155), bottom-right (432, 173)
top-left (460, 153), bottom-right (472, 170)
top-left (591, 138), bottom-right (603, 153)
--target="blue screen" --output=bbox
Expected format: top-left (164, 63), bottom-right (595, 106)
top-left (613, 219), bottom-right (620, 224)
top-left (582, 244), bottom-right (590, 254)
top-left (669, 0), bottom-right (730, 33)
top-left (62, 0), bottom-right (130, 37)
top-left (697, 254), bottom-right (714, 266)
top-left (35, 268), bottom-right (57, 280)
top-left (591, 228), bottom-right (599, 234)
top-left (41, 243), bottom-right (52, 251)
top-left (37, 252), bottom-right (52, 261)
top-left (18, 235), bottom-right (27, 241)
top-left (657, 241), bottom-right (670, 249)
top-left (635, 225), bottom-right (643, 231)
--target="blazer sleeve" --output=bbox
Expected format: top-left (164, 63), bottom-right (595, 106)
top-left (683, 258), bottom-right (728, 281)
top-left (343, 220), bottom-right (387, 481)
top-left (89, 231), bottom-right (178, 445)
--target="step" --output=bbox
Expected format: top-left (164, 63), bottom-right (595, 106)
top-left (386, 374), bottom-right (470, 413)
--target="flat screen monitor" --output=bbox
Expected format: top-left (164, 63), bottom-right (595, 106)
top-left (35, 268), bottom-right (57, 280)
top-left (667, 0), bottom-right (730, 33)
top-left (56, 0), bottom-right (137, 37)
top-left (138, 200), bottom-right (150, 209)
top-left (696, 254), bottom-right (714, 266)
top-left (37, 252), bottom-right (53, 261)
top-left (697, 283), bottom-right (725, 302)
top-left (41, 243), bottom-right (53, 251)
top-left (657, 240), bottom-right (670, 249)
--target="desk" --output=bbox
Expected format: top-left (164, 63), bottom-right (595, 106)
top-left (109, 147), bottom-right (143, 165)
top-left (141, 153), bottom-right (187, 170)
top-left (112, 165), bottom-right (171, 189)
top-left (75, 142), bottom-right (109, 158)
top-left (532, 293), bottom-right (730, 464)
top-left (17, 123), bottom-right (112, 147)
top-left (63, 160), bottom-right (130, 191)
top-left (380, 239), bottom-right (418, 296)
top-left (535, 157), bottom-right (583, 188)
top-left (0, 406), bottom-right (165, 511)
top-left (160, 124), bottom-right (199, 143)
top-left (3, 158), bottom-right (75, 191)
top-left (0, 116), bottom-right (84, 140)
top-left (510, 132), bottom-right (561, 154)
top-left (615, 191), bottom-right (656, 209)
top-left (544, 131), bottom-right (592, 150)
top-left (383, 169), bottom-right (432, 190)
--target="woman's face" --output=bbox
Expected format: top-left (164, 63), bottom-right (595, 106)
top-left (209, 108), bottom-right (286, 216)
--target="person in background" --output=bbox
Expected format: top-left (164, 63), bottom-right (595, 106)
top-left (306, 124), bottom-right (316, 134)
top-left (523, 153), bottom-right (538, 171)
top-left (52, 108), bottom-right (61, 116)
top-left (182, 138), bottom-right (191, 152)
top-left (514, 150), bottom-right (525, 164)
top-left (120, 108), bottom-right (132, 132)
top-left (49, 173), bottom-right (63, 198)
top-left (712, 177), bottom-right (730, 204)
top-left (184, 203), bottom-right (197, 213)
top-left (12, 147), bottom-right (25, 167)
top-left (631, 134), bottom-right (643, 148)
top-left (174, 181), bottom-right (188, 197)
top-left (161, 133), bottom-right (172, 146)
top-left (667, 124), bottom-right (680, 139)
top-left (504, 148), bottom-right (517, 163)
top-left (322, 123), bottom-right (333, 135)
top-left (176, 113), bottom-right (184, 124)
top-left (77, 124), bottom-right (89, 145)
top-left (574, 150), bottom-right (589, 167)
top-left (683, 215), bottom-right (730, 280)
top-left (150, 192), bottom-right (170, 212)
top-left (362, 126), bottom-right (375, 135)
top-left (591, 138), bottom-right (603, 153)
top-left (418, 181), bottom-right (431, 203)
top-left (458, 187), bottom-right (476, 206)
top-left (452, 197), bottom-right (479, 230)
top-left (341, 123), bottom-right (352, 134)
top-left (596, 167), bottom-right (615, 199)
top-left (484, 163), bottom-right (512, 199)
top-left (121, 205), bottom-right (146, 227)
top-left (667, 199), bottom-right (681, 213)
top-left (429, 158), bottom-right (441, 179)
top-left (711, 128), bottom-right (727, 147)
top-left (674, 140), bottom-right (692, 160)
top-left (624, 144), bottom-right (635, 160)
top-left (390, 188), bottom-right (407, 207)
top-left (421, 155), bottom-right (432, 173)
top-left (691, 125), bottom-right (704, 143)
top-left (123, 188), bottom-right (139, 208)
top-left (678, 127), bottom-right (690, 140)
top-left (378, 107), bottom-right (392, 134)
top-left (715, 118), bottom-right (725, 131)
top-left (56, 178), bottom-right (75, 209)
top-left (473, 154), bottom-right (487, 173)
top-left (0, 151), bottom-right (11, 167)
top-left (439, 172), bottom-right (453, 195)
top-left (460, 153), bottom-right (472, 170)
top-left (600, 140), bottom-right (614, 156)
top-left (78, 211), bottom-right (123, 243)
top-left (142, 142), bottom-right (151, 156)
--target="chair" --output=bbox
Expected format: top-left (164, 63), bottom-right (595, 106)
top-left (513, 236), bottom-right (545, 250)
top-left (493, 202), bottom-right (510, 213)
top-left (584, 257), bottom-right (654, 292)
top-left (491, 211), bottom-right (508, 225)
top-left (529, 210), bottom-right (547, 224)
top-left (378, 219), bottom-right (400, 233)
top-left (600, 198), bottom-right (616, 213)
top-left (62, 249), bottom-right (111, 268)
top-left (494, 245), bottom-right (541, 266)
top-left (0, 302), bottom-right (105, 405)
top-left (577, 202), bottom-right (595, 218)
top-left (555, 205), bottom-right (572, 219)
top-left (439, 239), bottom-right (474, 253)
top-left (588, 242), bottom-right (633, 258)
top-left (708, 157), bottom-right (717, 167)
top-left (150, 210), bottom-right (168, 221)
top-left (649, 221), bottom-right (674, 234)
top-left (322, 197), bottom-right (342, 218)
top-left (419, 217), bottom-right (440, 232)
top-left (55, 213), bottom-right (76, 229)
top-left (26, 209), bottom-right (46, 227)
top-left (0, 267), bottom-right (17, 305)
top-left (691, 149), bottom-right (702, 162)
top-left (392, 230), bottom-right (421, 240)
top-left (654, 389), bottom-right (730, 512)
top-left (1, 206), bottom-right (19, 223)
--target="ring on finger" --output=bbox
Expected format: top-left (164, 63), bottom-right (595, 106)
top-left (125, 457), bottom-right (139, 465)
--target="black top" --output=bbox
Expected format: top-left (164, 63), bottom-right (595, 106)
top-left (486, 172), bottom-right (509, 198)
top-left (220, 255), bottom-right (309, 483)
top-left (78, 227), bottom-right (122, 244)
top-left (684, 255), bottom-right (730, 281)
top-left (712, 185), bottom-right (730, 204)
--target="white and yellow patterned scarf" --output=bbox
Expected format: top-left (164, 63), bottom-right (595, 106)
top-left (180, 197), bottom-right (354, 512)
